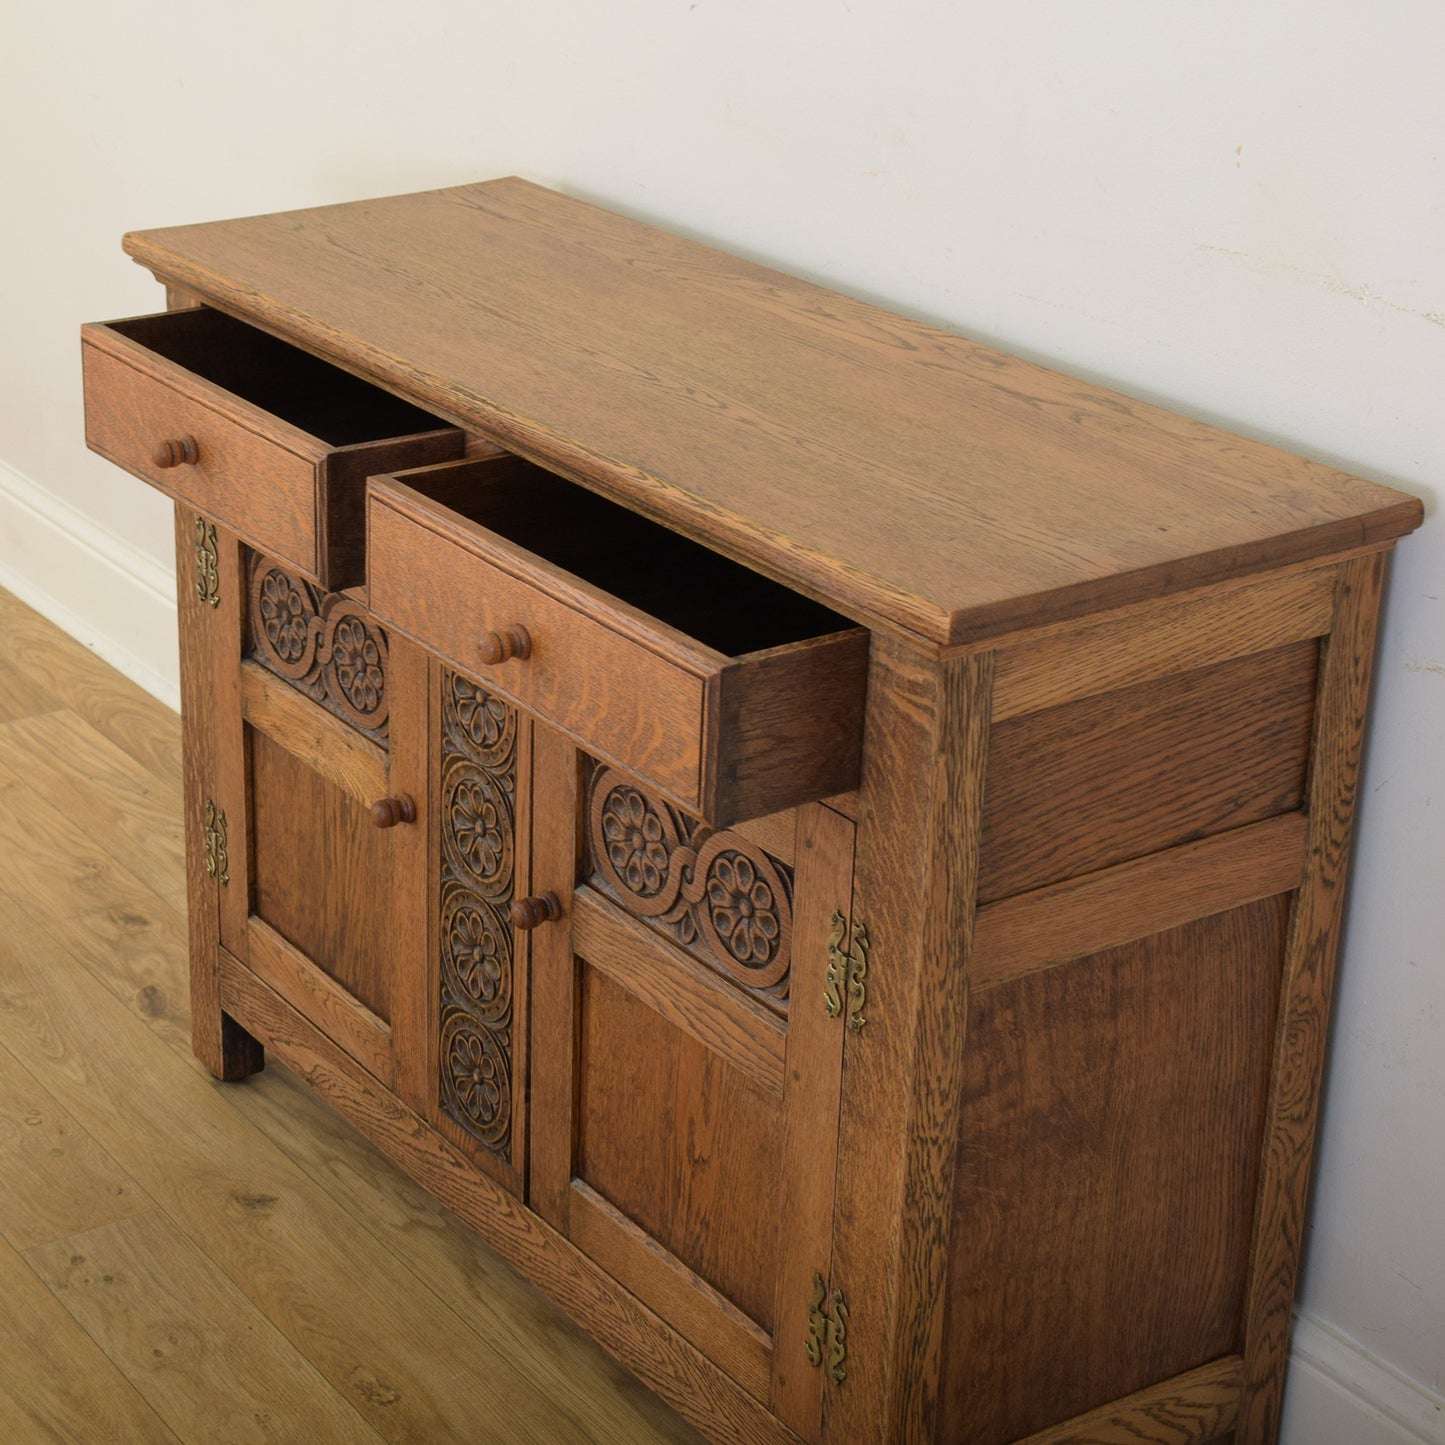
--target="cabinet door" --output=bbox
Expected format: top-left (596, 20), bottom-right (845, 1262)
top-left (529, 728), bottom-right (855, 1439)
top-left (208, 539), bottom-right (428, 1101)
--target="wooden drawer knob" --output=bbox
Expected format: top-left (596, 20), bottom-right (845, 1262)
top-left (510, 892), bottom-right (562, 930)
top-left (477, 625), bottom-right (532, 665)
top-left (152, 435), bottom-right (199, 468)
top-left (370, 795), bottom-right (417, 829)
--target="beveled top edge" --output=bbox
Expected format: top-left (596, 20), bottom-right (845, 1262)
top-left (122, 178), bottom-right (1424, 645)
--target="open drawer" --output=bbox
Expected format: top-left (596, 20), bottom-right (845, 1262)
top-left (367, 456), bottom-right (869, 826)
top-left (82, 308), bottom-right (464, 588)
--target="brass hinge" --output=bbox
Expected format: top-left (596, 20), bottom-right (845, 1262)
top-left (195, 516), bottom-right (220, 608)
top-left (804, 1272), bottom-right (849, 1386)
top-left (824, 909), bottom-right (869, 1032)
top-left (203, 799), bottom-right (229, 886)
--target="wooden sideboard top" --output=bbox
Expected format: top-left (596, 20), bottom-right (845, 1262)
top-left (123, 177), bottom-right (1422, 644)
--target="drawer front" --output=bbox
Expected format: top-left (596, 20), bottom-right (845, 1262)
top-left (84, 331), bottom-right (324, 575)
top-left (82, 312), bottom-right (464, 587)
top-left (368, 468), bottom-right (868, 825)
top-left (370, 488), bottom-right (710, 804)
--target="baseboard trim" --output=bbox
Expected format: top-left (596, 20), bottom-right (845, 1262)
top-left (1283, 1311), bottom-right (1445, 1444)
top-left (0, 459), bottom-right (180, 712)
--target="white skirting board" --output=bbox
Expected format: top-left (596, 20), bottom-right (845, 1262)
top-left (0, 459), bottom-right (179, 712)
top-left (1283, 1313), bottom-right (1445, 1444)
top-left (2, 459), bottom-right (1442, 1444)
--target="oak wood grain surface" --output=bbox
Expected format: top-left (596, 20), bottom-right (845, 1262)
top-left (121, 178), bottom-right (1421, 643)
top-left (249, 728), bottom-right (397, 1022)
top-left (577, 964), bottom-right (784, 1333)
top-left (941, 899), bottom-right (1289, 1443)
top-left (0, 588), bottom-right (700, 1444)
top-left (82, 310), bottom-right (462, 589)
top-left (1237, 554), bottom-right (1389, 1441)
top-left (368, 473), bottom-right (866, 824)
top-left (980, 639), bottom-right (1318, 901)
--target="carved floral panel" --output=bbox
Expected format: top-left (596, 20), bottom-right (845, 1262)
top-left (246, 553), bottom-right (389, 744)
top-left (585, 762), bottom-right (795, 1001)
top-left (438, 671), bottom-right (518, 1162)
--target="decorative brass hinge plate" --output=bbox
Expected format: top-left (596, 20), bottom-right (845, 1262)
top-left (805, 1272), bottom-right (849, 1386)
top-left (203, 799), bottom-right (229, 886)
top-left (825, 909), bottom-right (869, 1032)
top-left (195, 517), bottom-right (220, 608)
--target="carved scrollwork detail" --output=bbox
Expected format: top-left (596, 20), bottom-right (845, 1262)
top-left (449, 672), bottom-right (515, 764)
top-left (586, 765), bottom-right (794, 996)
top-left (438, 1009), bottom-right (510, 1151)
top-left (438, 672), bottom-right (518, 1164)
top-left (440, 889), bottom-right (512, 1020)
top-left (246, 553), bottom-right (389, 742)
top-left (442, 760), bottom-right (514, 894)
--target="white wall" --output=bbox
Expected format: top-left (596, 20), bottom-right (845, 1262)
top-left (2, 1), bottom-right (1441, 1434)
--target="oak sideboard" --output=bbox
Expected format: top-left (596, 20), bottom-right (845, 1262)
top-left (81, 178), bottom-right (1422, 1444)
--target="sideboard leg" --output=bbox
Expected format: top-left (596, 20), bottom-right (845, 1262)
top-left (1236, 552), bottom-right (1388, 1442)
top-left (175, 505), bottom-right (262, 1082)
top-left (823, 635), bottom-right (993, 1443)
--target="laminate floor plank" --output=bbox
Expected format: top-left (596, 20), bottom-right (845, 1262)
top-left (0, 766), bottom-right (193, 1057)
top-left (0, 588), bottom-right (183, 795)
top-left (0, 657), bottom-right (63, 725)
top-left (0, 1038), bottom-right (152, 1251)
top-left (0, 707), bottom-right (189, 913)
top-left (230, 1063), bottom-right (701, 1444)
top-left (0, 881), bottom-right (689, 1443)
top-left (24, 1208), bottom-right (385, 1445)
top-left (0, 591), bottom-right (695, 1443)
top-left (0, 1231), bottom-right (179, 1443)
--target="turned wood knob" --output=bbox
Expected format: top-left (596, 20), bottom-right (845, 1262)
top-left (152, 435), bottom-right (199, 468)
top-left (370, 795), bottom-right (417, 829)
top-left (477, 625), bottom-right (532, 665)
top-left (510, 892), bottom-right (562, 930)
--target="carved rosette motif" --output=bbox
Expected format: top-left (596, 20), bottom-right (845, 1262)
top-left (586, 764), bottom-right (794, 998)
top-left (439, 671), bottom-right (518, 1161)
top-left (246, 554), bottom-right (390, 743)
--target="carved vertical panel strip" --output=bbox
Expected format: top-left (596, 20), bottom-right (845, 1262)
top-left (437, 671), bottom-right (518, 1164)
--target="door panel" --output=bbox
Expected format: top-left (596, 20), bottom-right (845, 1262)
top-left (529, 732), bottom-right (855, 1437)
top-left (210, 545), bottom-right (428, 1101)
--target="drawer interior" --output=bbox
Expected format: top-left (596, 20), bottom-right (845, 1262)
top-left (108, 308), bottom-right (449, 446)
top-left (405, 458), bottom-right (857, 657)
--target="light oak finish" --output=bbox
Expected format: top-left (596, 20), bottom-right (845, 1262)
top-left (240, 658), bottom-right (389, 806)
top-left (25, 1209), bottom-right (385, 1443)
top-left (122, 179), bottom-right (1421, 644)
top-left (368, 466), bottom-right (868, 825)
top-left (0, 1040), bottom-right (149, 1252)
top-left (1015, 1358), bottom-right (1243, 1445)
top-left (73, 181), bottom-right (1423, 1443)
top-left (0, 1232), bottom-right (177, 1441)
top-left (1238, 553), bottom-right (1388, 1440)
top-left (571, 887), bottom-right (787, 1097)
top-left (971, 812), bottom-right (1310, 989)
top-left (83, 309), bottom-right (463, 587)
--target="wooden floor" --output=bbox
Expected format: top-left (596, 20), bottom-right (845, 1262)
top-left (0, 587), bottom-right (700, 1444)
